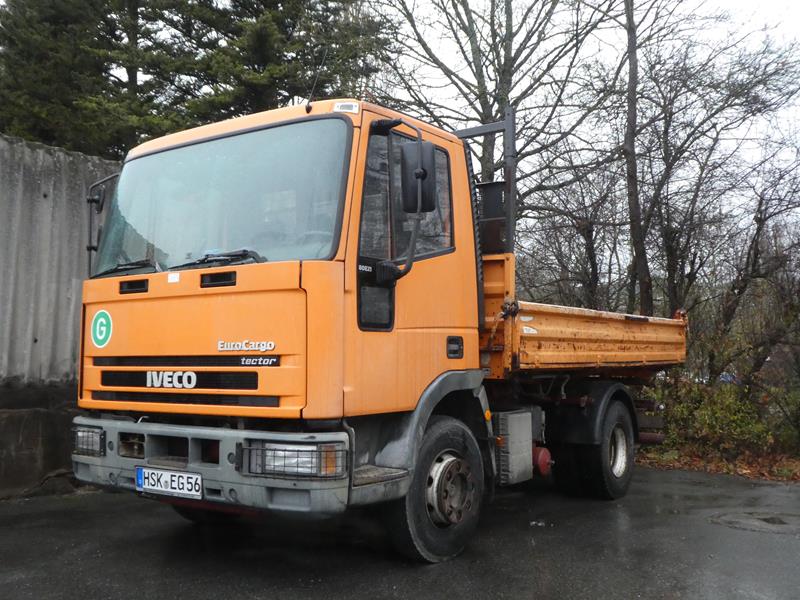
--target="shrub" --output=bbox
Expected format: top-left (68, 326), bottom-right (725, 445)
top-left (762, 388), bottom-right (800, 453)
top-left (660, 381), bottom-right (773, 458)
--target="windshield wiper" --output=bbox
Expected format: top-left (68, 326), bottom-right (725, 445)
top-left (92, 258), bottom-right (162, 278)
top-left (170, 248), bottom-right (267, 270)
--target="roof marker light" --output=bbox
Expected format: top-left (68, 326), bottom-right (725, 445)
top-left (333, 101), bottom-right (359, 114)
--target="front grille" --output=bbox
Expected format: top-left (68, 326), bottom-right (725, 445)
top-left (101, 370), bottom-right (257, 390)
top-left (92, 391), bottom-right (279, 407)
top-left (94, 355), bottom-right (280, 367)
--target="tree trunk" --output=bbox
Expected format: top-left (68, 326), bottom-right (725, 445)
top-left (623, 0), bottom-right (653, 315)
top-left (625, 261), bottom-right (637, 314)
top-left (578, 219), bottom-right (600, 309)
top-left (124, 0), bottom-right (139, 99)
top-left (479, 132), bottom-right (496, 182)
top-left (664, 229), bottom-right (681, 315)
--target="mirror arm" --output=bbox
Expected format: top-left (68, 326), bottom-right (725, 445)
top-left (87, 205), bottom-right (97, 275)
top-left (394, 213), bottom-right (422, 281)
top-left (85, 171), bottom-right (120, 275)
top-left (86, 172), bottom-right (120, 213)
top-left (372, 119), bottom-right (427, 285)
top-left (394, 122), bottom-right (425, 281)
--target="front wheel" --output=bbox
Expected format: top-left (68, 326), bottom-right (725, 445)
top-left (385, 416), bottom-right (485, 562)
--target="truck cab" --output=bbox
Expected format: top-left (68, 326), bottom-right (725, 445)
top-left (72, 99), bottom-right (686, 562)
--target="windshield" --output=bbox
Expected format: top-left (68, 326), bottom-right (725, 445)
top-left (94, 117), bottom-right (350, 275)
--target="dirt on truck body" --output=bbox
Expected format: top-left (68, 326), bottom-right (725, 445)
top-left (71, 98), bottom-right (686, 563)
top-left (481, 254), bottom-right (686, 379)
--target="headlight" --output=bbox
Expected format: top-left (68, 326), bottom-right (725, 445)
top-left (72, 426), bottom-right (106, 457)
top-left (246, 441), bottom-right (346, 478)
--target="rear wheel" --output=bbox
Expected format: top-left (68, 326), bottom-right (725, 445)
top-left (385, 416), bottom-right (485, 562)
top-left (582, 400), bottom-right (635, 499)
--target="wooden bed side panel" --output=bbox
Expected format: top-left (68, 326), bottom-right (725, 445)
top-left (513, 301), bottom-right (687, 372)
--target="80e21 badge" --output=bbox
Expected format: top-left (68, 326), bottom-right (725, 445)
top-left (91, 309), bottom-right (113, 348)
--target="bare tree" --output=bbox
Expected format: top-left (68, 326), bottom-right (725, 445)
top-left (378, 0), bottom-right (800, 453)
top-left (381, 0), bottom-right (800, 361)
top-left (516, 149), bottom-right (630, 311)
top-left (704, 158), bottom-right (800, 382)
top-left (377, 0), bottom-right (623, 182)
top-left (622, 0), bottom-right (653, 314)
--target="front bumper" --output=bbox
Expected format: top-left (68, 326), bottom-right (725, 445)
top-left (71, 416), bottom-right (350, 515)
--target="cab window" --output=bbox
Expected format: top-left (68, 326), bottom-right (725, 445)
top-left (356, 131), bottom-right (453, 331)
top-left (359, 133), bottom-right (453, 261)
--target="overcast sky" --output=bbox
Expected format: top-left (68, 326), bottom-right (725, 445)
top-left (713, 0), bottom-right (799, 40)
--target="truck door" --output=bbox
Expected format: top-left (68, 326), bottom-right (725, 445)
top-left (343, 113), bottom-right (479, 416)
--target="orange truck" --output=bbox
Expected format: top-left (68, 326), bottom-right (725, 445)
top-left (72, 99), bottom-right (686, 562)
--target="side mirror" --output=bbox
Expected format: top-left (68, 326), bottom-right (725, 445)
top-left (400, 141), bottom-right (436, 213)
top-left (86, 172), bottom-right (119, 213)
top-left (87, 186), bottom-right (105, 213)
top-left (86, 172), bottom-right (119, 274)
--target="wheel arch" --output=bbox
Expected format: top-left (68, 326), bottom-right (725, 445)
top-left (432, 389), bottom-right (487, 440)
top-left (372, 370), bottom-right (493, 475)
top-left (545, 379), bottom-right (639, 445)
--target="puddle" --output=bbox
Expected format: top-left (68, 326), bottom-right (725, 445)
top-left (710, 512), bottom-right (800, 534)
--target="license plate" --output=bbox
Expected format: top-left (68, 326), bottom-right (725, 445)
top-left (135, 466), bottom-right (202, 500)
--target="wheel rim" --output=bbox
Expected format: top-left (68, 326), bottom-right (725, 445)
top-left (609, 425), bottom-right (628, 478)
top-left (425, 451), bottom-right (476, 527)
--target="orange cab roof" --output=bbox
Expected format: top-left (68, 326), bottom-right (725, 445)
top-left (125, 99), bottom-right (460, 161)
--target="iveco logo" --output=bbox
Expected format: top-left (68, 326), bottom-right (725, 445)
top-left (146, 371), bottom-right (197, 389)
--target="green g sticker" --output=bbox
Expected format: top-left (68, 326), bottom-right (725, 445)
top-left (91, 310), bottom-right (112, 348)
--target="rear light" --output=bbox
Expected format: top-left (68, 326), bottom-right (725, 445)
top-left (245, 441), bottom-right (346, 478)
top-left (72, 426), bottom-right (106, 457)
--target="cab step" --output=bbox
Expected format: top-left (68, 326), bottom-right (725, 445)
top-left (353, 465), bottom-right (408, 487)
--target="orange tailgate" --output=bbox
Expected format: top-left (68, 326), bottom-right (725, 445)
top-left (79, 262), bottom-right (307, 418)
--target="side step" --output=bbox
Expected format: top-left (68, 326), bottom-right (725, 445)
top-left (352, 465), bottom-right (408, 487)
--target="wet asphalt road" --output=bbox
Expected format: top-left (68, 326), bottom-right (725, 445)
top-left (1, 467), bottom-right (799, 600)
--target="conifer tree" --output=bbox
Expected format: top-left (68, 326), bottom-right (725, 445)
top-left (0, 0), bottom-right (114, 155)
top-left (0, 0), bottom-right (394, 158)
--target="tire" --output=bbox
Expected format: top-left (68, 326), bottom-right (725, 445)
top-left (581, 400), bottom-right (635, 499)
top-left (172, 504), bottom-right (241, 526)
top-left (385, 416), bottom-right (485, 562)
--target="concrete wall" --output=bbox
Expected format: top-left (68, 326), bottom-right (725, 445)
top-left (0, 134), bottom-right (119, 496)
top-left (0, 134), bottom-right (118, 384)
top-left (0, 385), bottom-right (78, 497)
